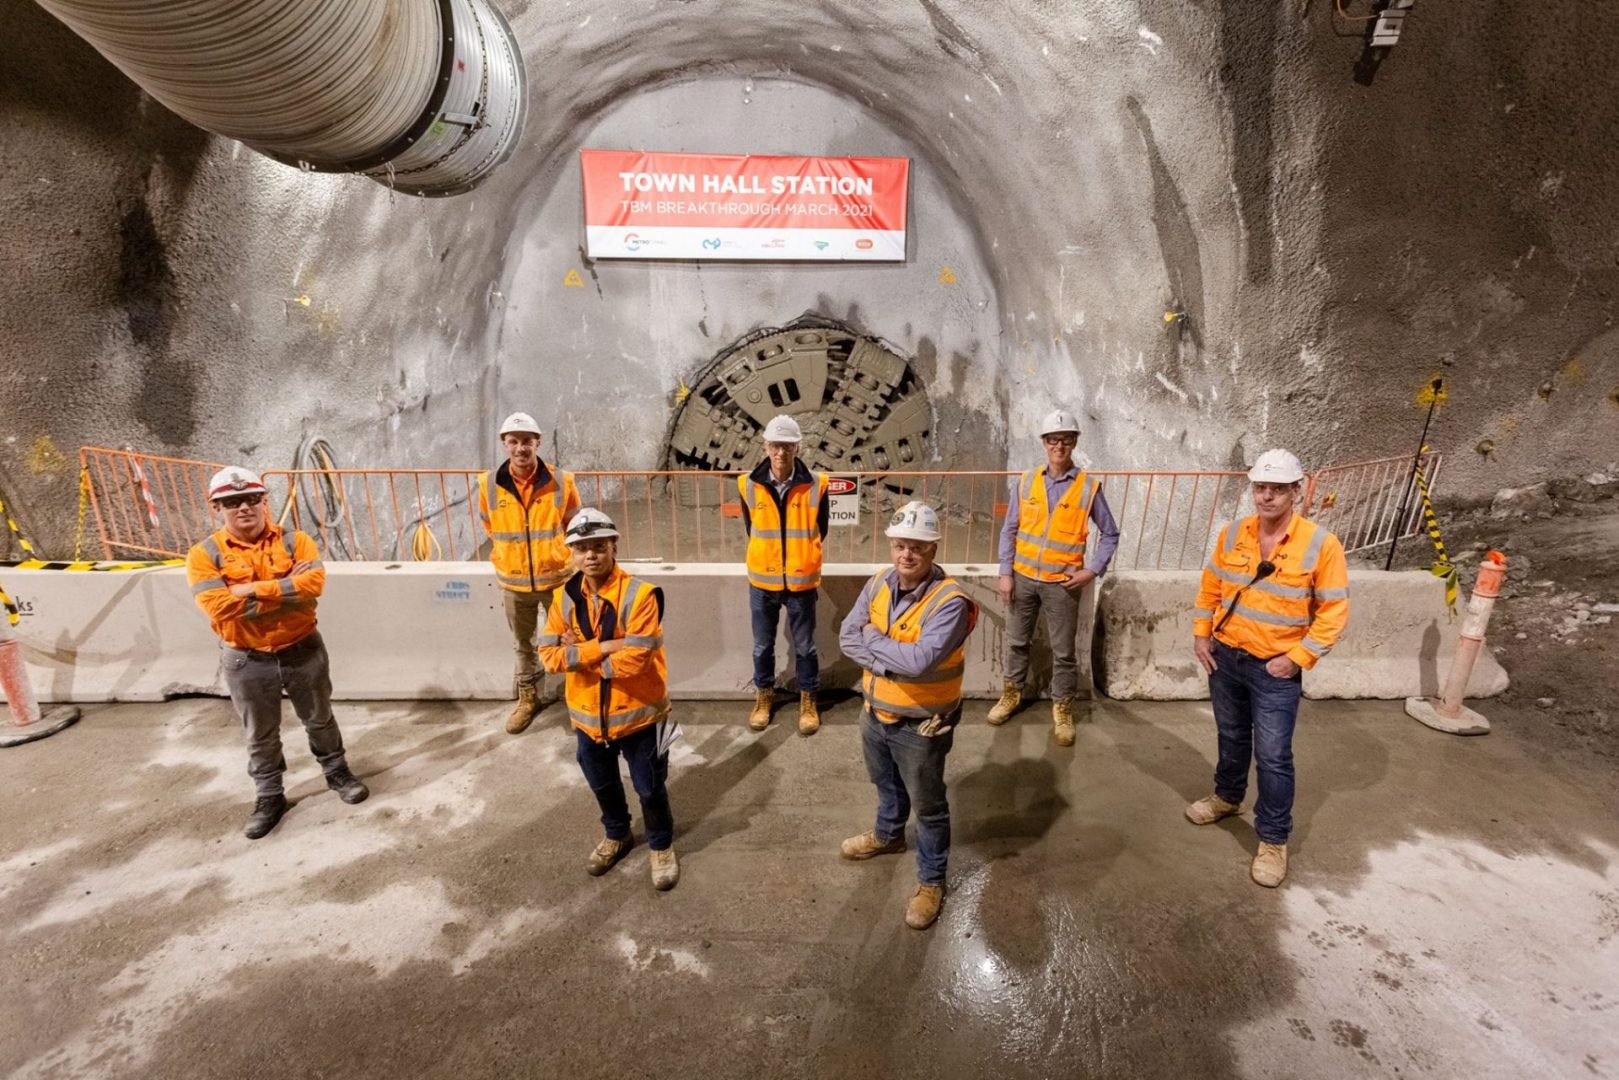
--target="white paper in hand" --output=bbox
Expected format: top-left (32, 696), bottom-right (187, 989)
top-left (655, 713), bottom-right (683, 757)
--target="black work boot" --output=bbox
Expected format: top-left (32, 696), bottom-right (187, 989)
top-left (326, 768), bottom-right (370, 805)
top-left (244, 794), bottom-right (289, 840)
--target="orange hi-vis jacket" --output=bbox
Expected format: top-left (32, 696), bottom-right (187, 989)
top-left (538, 564), bottom-right (670, 744)
top-left (478, 459), bottom-right (580, 592)
top-left (861, 573), bottom-right (980, 722)
top-left (1012, 468), bottom-right (1100, 582)
top-left (1194, 513), bottom-right (1350, 669)
top-left (187, 523), bottom-right (323, 652)
top-left (739, 460), bottom-right (830, 592)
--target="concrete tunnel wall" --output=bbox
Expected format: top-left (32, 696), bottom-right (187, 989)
top-left (3, 1), bottom-right (1619, 555)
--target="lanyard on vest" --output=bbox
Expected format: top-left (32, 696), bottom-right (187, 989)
top-left (1213, 560), bottom-right (1276, 635)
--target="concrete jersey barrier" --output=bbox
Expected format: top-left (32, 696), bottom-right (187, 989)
top-left (1094, 569), bottom-right (1509, 701)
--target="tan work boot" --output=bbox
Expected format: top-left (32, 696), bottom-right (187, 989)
top-left (1052, 698), bottom-right (1077, 747)
top-left (1251, 842), bottom-right (1288, 887)
top-left (840, 831), bottom-right (907, 860)
top-left (1184, 794), bottom-right (1242, 825)
top-left (650, 848), bottom-right (680, 891)
top-left (505, 683), bottom-right (541, 734)
top-left (905, 884), bottom-right (945, 930)
top-left (798, 691), bottom-right (821, 736)
top-left (747, 687), bottom-right (774, 731)
top-left (986, 683), bottom-right (1021, 725)
top-left (586, 835), bottom-right (633, 876)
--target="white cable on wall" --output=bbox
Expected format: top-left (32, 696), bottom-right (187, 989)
top-left (34, 0), bottom-right (526, 197)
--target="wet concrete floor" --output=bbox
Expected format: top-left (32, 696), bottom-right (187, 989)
top-left (2, 695), bottom-right (1616, 1079)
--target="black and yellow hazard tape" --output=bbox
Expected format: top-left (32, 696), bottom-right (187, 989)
top-left (1, 577), bottom-right (19, 627)
top-left (0, 558), bottom-right (184, 572)
top-left (1411, 452), bottom-right (1458, 614)
top-left (0, 485), bottom-right (42, 561)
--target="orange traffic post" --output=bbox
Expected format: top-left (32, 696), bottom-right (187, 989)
top-left (0, 609), bottom-right (82, 748)
top-left (1404, 552), bottom-right (1507, 736)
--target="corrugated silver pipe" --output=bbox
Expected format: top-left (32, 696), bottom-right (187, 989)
top-left (33, 0), bottom-right (526, 197)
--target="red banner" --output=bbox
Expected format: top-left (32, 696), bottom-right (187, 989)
top-left (581, 150), bottom-right (909, 261)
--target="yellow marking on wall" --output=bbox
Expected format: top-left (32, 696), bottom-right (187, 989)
top-left (1415, 375), bottom-right (1448, 407)
top-left (564, 269), bottom-right (585, 288)
top-left (1560, 357), bottom-right (1586, 383)
top-left (28, 435), bottom-right (68, 475)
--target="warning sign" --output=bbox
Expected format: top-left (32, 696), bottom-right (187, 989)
top-left (828, 476), bottom-right (859, 527)
top-left (563, 269), bottom-right (585, 287)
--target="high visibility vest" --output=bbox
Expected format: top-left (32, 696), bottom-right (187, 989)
top-left (1195, 513), bottom-right (1351, 669)
top-left (1012, 468), bottom-right (1097, 582)
top-left (187, 524), bottom-right (320, 652)
top-left (861, 572), bottom-right (979, 722)
top-left (739, 469), bottom-right (830, 592)
top-left (541, 567), bottom-right (670, 744)
top-left (479, 462), bottom-right (577, 592)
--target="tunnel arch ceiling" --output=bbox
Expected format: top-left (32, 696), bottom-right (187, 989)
top-left (491, 75), bottom-right (1009, 472)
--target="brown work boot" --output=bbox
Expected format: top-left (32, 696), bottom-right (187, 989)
top-left (747, 687), bottom-right (774, 731)
top-left (840, 831), bottom-right (907, 860)
top-left (905, 883), bottom-right (945, 930)
top-left (1052, 698), bottom-right (1077, 746)
top-left (798, 691), bottom-right (821, 736)
top-left (650, 848), bottom-right (680, 891)
top-left (1251, 842), bottom-right (1288, 887)
top-left (505, 683), bottom-right (541, 734)
top-left (586, 835), bottom-right (633, 876)
top-left (1184, 794), bottom-right (1242, 825)
top-left (986, 683), bottom-right (1021, 725)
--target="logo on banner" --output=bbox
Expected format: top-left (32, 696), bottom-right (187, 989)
top-left (624, 233), bottom-right (645, 252)
top-left (761, 238), bottom-right (787, 249)
top-left (813, 240), bottom-right (830, 251)
top-left (855, 238), bottom-right (874, 251)
top-left (829, 476), bottom-right (860, 526)
top-left (702, 237), bottom-right (722, 251)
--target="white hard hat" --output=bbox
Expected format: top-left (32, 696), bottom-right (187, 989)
top-left (499, 411), bottom-right (542, 437)
top-left (1039, 409), bottom-right (1081, 437)
top-left (208, 466), bottom-right (267, 500)
top-left (885, 500), bottom-right (942, 542)
top-left (564, 507), bottom-right (620, 545)
top-left (1248, 448), bottom-right (1305, 484)
top-left (761, 415), bottom-right (803, 444)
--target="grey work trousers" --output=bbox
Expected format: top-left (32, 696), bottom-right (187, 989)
top-left (1004, 572), bottom-right (1086, 701)
top-left (221, 632), bottom-right (348, 798)
top-left (503, 587), bottom-right (558, 694)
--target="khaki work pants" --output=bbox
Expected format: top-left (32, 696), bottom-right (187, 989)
top-left (503, 586), bottom-right (559, 696)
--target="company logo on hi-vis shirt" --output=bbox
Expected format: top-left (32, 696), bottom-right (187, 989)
top-left (855, 238), bottom-right (874, 250)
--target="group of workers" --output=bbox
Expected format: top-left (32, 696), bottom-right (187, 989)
top-left (185, 407), bottom-right (1350, 929)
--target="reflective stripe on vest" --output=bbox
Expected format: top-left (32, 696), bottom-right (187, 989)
top-left (1011, 469), bottom-right (1094, 582)
top-left (860, 573), bottom-right (978, 721)
top-left (741, 471), bottom-right (828, 592)
top-left (560, 571), bottom-right (670, 743)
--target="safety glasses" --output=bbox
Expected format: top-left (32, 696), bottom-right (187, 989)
top-left (215, 494), bottom-right (265, 510)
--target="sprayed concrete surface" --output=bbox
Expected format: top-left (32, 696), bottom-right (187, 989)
top-left (3, 696), bottom-right (1616, 1079)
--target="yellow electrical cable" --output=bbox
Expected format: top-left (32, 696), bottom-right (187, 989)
top-left (410, 521), bottom-right (443, 561)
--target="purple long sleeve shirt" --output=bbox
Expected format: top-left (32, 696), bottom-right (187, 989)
top-left (997, 466), bottom-right (1120, 577)
top-left (838, 565), bottom-right (975, 678)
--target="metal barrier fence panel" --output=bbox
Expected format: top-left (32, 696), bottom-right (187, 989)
top-left (1304, 452), bottom-right (1443, 556)
top-left (80, 447), bottom-right (225, 559)
top-left (79, 447), bottom-right (1443, 567)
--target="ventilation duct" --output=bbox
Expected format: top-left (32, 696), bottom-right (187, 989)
top-left (33, 0), bottom-right (526, 197)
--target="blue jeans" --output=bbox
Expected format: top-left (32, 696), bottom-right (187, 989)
top-left (749, 586), bottom-right (819, 692)
top-left (860, 706), bottom-right (955, 886)
top-left (1208, 639), bottom-right (1302, 844)
top-left (574, 725), bottom-right (674, 850)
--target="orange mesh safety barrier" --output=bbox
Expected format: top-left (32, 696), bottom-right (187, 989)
top-left (79, 447), bottom-right (1441, 568)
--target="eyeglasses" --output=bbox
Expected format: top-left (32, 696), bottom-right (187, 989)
top-left (216, 494), bottom-right (264, 510)
top-left (1042, 435), bottom-right (1078, 448)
